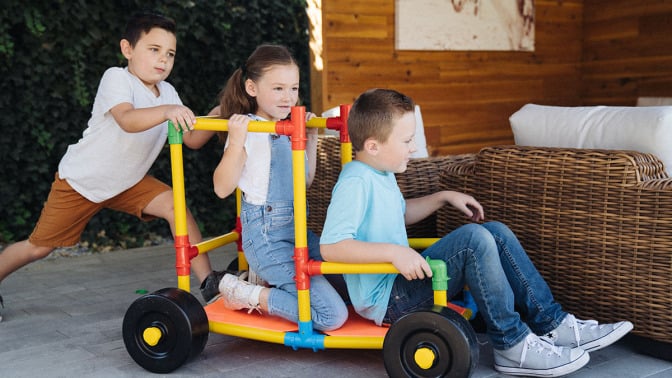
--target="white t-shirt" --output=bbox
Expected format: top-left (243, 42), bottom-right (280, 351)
top-left (237, 131), bottom-right (271, 205)
top-left (58, 67), bottom-right (181, 203)
top-left (231, 114), bottom-right (314, 205)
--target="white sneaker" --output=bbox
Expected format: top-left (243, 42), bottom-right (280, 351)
top-left (494, 332), bottom-right (589, 377)
top-left (218, 273), bottom-right (264, 314)
top-left (547, 314), bottom-right (634, 352)
top-left (239, 269), bottom-right (269, 287)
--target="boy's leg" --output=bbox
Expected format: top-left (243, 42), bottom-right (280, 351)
top-left (113, 176), bottom-right (211, 283)
top-left (144, 190), bottom-right (211, 281)
top-left (1, 173), bottom-right (101, 283)
top-left (480, 222), bottom-right (634, 351)
top-left (421, 223), bottom-right (530, 350)
top-left (1, 173), bottom-right (102, 320)
top-left (0, 241), bottom-right (54, 283)
top-left (480, 221), bottom-right (565, 334)
top-left (423, 223), bottom-right (589, 377)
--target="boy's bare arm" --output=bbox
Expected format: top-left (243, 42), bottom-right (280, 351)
top-left (181, 105), bottom-right (219, 149)
top-left (321, 239), bottom-right (432, 280)
top-left (404, 191), bottom-right (484, 225)
top-left (110, 102), bottom-right (196, 133)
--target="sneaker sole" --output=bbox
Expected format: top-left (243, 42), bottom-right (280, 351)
top-left (581, 321), bottom-right (634, 352)
top-left (495, 350), bottom-right (589, 377)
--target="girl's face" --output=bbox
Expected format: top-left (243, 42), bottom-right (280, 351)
top-left (121, 27), bottom-right (177, 93)
top-left (245, 64), bottom-right (300, 121)
top-left (372, 111), bottom-right (417, 173)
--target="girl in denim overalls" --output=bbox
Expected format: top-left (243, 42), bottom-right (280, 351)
top-left (211, 44), bottom-right (347, 331)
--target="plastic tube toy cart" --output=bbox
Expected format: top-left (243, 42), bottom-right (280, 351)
top-left (121, 106), bottom-right (479, 377)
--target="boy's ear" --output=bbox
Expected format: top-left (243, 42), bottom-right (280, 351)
top-left (120, 39), bottom-right (133, 59)
top-left (363, 138), bottom-right (379, 156)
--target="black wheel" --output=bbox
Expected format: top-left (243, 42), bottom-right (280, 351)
top-left (122, 288), bottom-right (209, 373)
top-left (383, 305), bottom-right (479, 378)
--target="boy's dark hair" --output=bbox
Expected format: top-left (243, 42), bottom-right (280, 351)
top-left (122, 11), bottom-right (177, 47)
top-left (348, 88), bottom-right (415, 152)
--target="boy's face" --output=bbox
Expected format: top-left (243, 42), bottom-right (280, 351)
top-left (369, 111), bottom-right (417, 173)
top-left (245, 64), bottom-right (300, 121)
top-left (120, 27), bottom-right (177, 91)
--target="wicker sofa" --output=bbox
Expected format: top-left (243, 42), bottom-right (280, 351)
top-left (308, 136), bottom-right (672, 348)
top-left (438, 145), bottom-right (672, 345)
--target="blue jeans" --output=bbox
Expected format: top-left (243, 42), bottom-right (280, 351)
top-left (241, 200), bottom-right (348, 332)
top-left (384, 221), bottom-right (566, 350)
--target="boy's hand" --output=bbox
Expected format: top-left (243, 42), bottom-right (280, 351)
top-left (448, 192), bottom-right (485, 222)
top-left (165, 105), bottom-right (196, 131)
top-left (391, 246), bottom-right (433, 280)
top-left (227, 114), bottom-right (250, 147)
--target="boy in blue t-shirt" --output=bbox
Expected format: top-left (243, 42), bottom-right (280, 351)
top-left (320, 88), bottom-right (633, 377)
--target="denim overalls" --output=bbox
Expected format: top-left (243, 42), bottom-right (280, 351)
top-left (240, 134), bottom-right (347, 331)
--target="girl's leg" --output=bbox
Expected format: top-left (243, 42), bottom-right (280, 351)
top-left (481, 221), bottom-right (566, 334)
top-left (243, 225), bottom-right (347, 331)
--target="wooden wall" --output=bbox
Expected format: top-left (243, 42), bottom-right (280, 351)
top-left (315, 0), bottom-right (584, 155)
top-left (581, 0), bottom-right (672, 106)
top-left (313, 0), bottom-right (672, 155)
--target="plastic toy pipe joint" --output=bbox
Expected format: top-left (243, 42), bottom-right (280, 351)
top-left (424, 257), bottom-right (473, 319)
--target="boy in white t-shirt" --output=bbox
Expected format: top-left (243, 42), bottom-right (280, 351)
top-left (0, 11), bottom-right (221, 321)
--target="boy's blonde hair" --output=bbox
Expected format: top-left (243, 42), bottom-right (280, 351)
top-left (348, 88), bottom-right (415, 152)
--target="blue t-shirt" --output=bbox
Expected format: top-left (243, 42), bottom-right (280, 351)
top-left (320, 160), bottom-right (408, 325)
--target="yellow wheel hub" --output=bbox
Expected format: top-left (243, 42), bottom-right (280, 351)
top-left (414, 346), bottom-right (436, 370)
top-left (142, 326), bottom-right (163, 346)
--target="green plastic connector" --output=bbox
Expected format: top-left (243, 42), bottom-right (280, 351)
top-left (167, 121), bottom-right (183, 145)
top-left (427, 257), bottom-right (449, 291)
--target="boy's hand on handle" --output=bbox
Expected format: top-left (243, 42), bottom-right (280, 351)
top-left (165, 105), bottom-right (196, 131)
top-left (391, 245), bottom-right (433, 281)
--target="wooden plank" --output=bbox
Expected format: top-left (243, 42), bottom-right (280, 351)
top-left (324, 13), bottom-right (390, 38)
top-left (323, 0), bottom-right (392, 14)
top-left (584, 0), bottom-right (672, 22)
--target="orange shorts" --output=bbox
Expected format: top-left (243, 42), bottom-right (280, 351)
top-left (29, 173), bottom-right (171, 247)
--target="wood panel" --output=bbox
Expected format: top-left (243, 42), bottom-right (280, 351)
top-left (316, 1), bottom-right (672, 155)
top-left (318, 0), bottom-right (584, 155)
top-left (581, 0), bottom-right (672, 105)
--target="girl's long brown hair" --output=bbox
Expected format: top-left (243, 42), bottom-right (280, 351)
top-left (216, 44), bottom-right (298, 143)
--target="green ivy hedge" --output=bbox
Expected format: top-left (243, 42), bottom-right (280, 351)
top-left (0, 0), bottom-right (310, 247)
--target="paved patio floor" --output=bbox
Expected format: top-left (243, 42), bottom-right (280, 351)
top-left (1, 243), bottom-right (671, 377)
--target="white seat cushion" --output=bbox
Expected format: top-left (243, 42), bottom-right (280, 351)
top-left (510, 103), bottom-right (672, 175)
